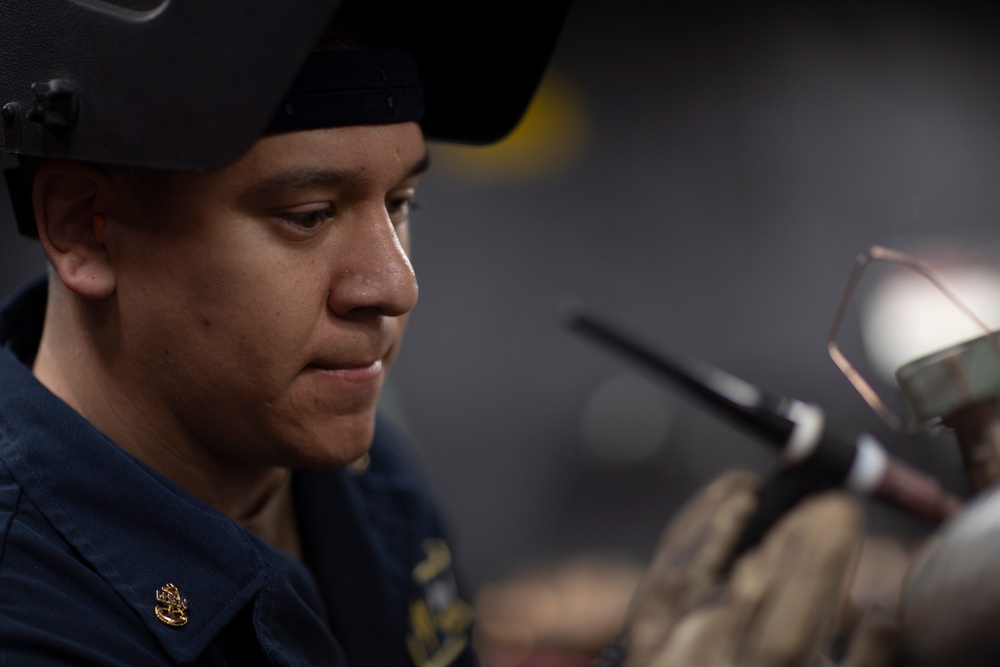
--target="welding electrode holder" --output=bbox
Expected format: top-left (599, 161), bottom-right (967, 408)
top-left (562, 303), bottom-right (960, 547)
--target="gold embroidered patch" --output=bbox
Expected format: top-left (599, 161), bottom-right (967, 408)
top-left (154, 583), bottom-right (189, 627)
top-left (407, 539), bottom-right (475, 667)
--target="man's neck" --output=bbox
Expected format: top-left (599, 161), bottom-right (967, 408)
top-left (237, 470), bottom-right (303, 561)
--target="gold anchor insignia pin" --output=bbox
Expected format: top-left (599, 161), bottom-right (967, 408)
top-left (154, 583), bottom-right (189, 627)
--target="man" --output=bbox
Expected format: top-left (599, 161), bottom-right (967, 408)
top-left (0, 1), bottom-right (902, 665)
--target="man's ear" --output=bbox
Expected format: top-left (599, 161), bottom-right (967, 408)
top-left (32, 161), bottom-right (116, 299)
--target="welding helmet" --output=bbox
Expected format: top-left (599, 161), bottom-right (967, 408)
top-left (0, 0), bottom-right (572, 235)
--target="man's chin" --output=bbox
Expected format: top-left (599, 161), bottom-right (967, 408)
top-left (279, 415), bottom-right (377, 470)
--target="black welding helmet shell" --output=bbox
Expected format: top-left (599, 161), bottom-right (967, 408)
top-left (0, 0), bottom-right (572, 171)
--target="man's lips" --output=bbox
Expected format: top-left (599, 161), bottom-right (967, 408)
top-left (305, 358), bottom-right (384, 383)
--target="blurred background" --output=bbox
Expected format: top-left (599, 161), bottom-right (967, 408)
top-left (4, 1), bottom-right (1000, 664)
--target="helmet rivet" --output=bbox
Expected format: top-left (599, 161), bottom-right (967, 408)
top-left (26, 78), bottom-right (78, 131)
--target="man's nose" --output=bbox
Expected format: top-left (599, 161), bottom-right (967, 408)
top-left (326, 205), bottom-right (419, 319)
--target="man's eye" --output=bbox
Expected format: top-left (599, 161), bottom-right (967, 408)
top-left (278, 206), bottom-right (335, 230)
top-left (387, 197), bottom-right (418, 222)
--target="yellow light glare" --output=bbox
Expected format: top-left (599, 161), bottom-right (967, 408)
top-left (430, 70), bottom-right (590, 184)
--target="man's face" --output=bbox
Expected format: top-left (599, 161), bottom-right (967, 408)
top-left (108, 122), bottom-right (425, 472)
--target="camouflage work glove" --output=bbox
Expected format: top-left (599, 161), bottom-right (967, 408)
top-left (620, 469), bottom-right (900, 667)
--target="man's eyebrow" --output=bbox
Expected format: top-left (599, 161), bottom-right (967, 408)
top-left (242, 152), bottom-right (431, 200)
top-left (406, 153), bottom-right (431, 179)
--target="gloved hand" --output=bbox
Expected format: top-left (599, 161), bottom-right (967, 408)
top-left (619, 469), bottom-right (901, 667)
